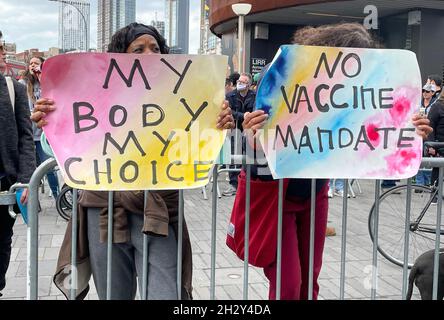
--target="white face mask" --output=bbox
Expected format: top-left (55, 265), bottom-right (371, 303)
top-left (237, 83), bottom-right (248, 91)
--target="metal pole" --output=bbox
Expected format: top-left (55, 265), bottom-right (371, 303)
top-left (210, 166), bottom-right (218, 300)
top-left (276, 179), bottom-right (284, 300)
top-left (70, 188), bottom-right (78, 300)
top-left (339, 179), bottom-right (349, 300)
top-left (27, 158), bottom-right (57, 299)
top-left (402, 179), bottom-right (412, 299)
top-left (238, 14), bottom-right (245, 74)
top-left (371, 180), bottom-right (381, 300)
top-left (432, 168), bottom-right (443, 300)
top-left (243, 164), bottom-right (250, 300)
top-left (234, 14), bottom-right (245, 156)
top-left (308, 179), bottom-right (316, 300)
top-left (177, 190), bottom-right (184, 300)
top-left (106, 191), bottom-right (114, 300)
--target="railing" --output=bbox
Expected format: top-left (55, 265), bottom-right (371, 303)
top-left (7, 156), bottom-right (443, 300)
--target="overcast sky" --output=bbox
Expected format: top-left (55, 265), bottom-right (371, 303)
top-left (0, 0), bottom-right (201, 53)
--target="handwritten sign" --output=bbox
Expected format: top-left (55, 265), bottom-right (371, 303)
top-left (41, 53), bottom-right (227, 190)
top-left (256, 45), bottom-right (422, 179)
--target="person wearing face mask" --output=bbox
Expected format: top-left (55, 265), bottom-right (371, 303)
top-left (415, 83), bottom-right (436, 188)
top-left (224, 73), bottom-right (256, 196)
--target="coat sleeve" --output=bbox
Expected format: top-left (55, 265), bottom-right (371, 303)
top-left (232, 109), bottom-right (245, 123)
top-left (13, 80), bottom-right (36, 183)
top-left (227, 94), bottom-right (244, 123)
top-left (427, 104), bottom-right (439, 142)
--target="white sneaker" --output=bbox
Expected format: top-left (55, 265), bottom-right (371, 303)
top-left (328, 189), bottom-right (333, 198)
top-left (222, 185), bottom-right (237, 196)
top-left (334, 190), bottom-right (350, 198)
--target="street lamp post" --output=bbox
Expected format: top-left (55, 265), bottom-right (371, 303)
top-left (231, 3), bottom-right (252, 156)
top-left (231, 3), bottom-right (252, 74)
top-left (49, 0), bottom-right (89, 51)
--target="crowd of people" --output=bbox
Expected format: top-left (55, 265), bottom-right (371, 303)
top-left (0, 21), bottom-right (436, 301)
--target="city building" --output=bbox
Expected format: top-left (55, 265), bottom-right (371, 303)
top-left (165, 0), bottom-right (189, 53)
top-left (200, 0), bottom-right (222, 55)
top-left (3, 59), bottom-right (26, 79)
top-left (151, 19), bottom-right (166, 38)
top-left (45, 47), bottom-right (61, 58)
top-left (4, 43), bottom-right (16, 55)
top-left (97, 0), bottom-right (136, 52)
top-left (58, 0), bottom-right (91, 52)
top-left (209, 0), bottom-right (444, 81)
top-left (14, 49), bottom-right (45, 63)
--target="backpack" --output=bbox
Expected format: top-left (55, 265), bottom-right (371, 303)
top-left (5, 76), bottom-right (15, 111)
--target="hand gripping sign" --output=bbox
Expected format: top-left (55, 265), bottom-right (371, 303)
top-left (41, 53), bottom-right (228, 190)
top-left (256, 45), bottom-right (422, 180)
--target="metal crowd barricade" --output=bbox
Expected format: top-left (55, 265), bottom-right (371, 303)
top-left (24, 156), bottom-right (444, 300)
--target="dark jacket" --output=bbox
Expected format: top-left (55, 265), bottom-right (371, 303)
top-left (226, 89), bottom-right (256, 130)
top-left (0, 75), bottom-right (36, 183)
top-left (427, 99), bottom-right (444, 142)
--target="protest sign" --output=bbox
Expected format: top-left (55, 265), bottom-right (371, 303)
top-left (41, 53), bottom-right (227, 190)
top-left (256, 45), bottom-right (422, 179)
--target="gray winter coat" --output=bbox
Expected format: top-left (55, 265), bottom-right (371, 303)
top-left (0, 74), bottom-right (36, 183)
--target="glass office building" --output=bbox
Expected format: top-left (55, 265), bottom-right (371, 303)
top-left (58, 0), bottom-right (91, 52)
top-left (165, 0), bottom-right (189, 53)
top-left (97, 0), bottom-right (136, 52)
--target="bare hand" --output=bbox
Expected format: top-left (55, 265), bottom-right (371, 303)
top-left (243, 110), bottom-right (268, 133)
top-left (31, 98), bottom-right (56, 128)
top-left (216, 100), bottom-right (235, 130)
top-left (412, 113), bottom-right (432, 140)
top-left (20, 188), bottom-right (29, 205)
top-left (243, 110), bottom-right (269, 151)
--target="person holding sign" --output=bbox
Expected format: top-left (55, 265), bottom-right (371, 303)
top-left (20, 57), bottom-right (60, 200)
top-left (242, 23), bottom-right (432, 300)
top-left (31, 23), bottom-right (234, 300)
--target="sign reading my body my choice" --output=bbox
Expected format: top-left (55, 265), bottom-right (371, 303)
top-left (256, 45), bottom-right (422, 179)
top-left (41, 53), bottom-right (228, 190)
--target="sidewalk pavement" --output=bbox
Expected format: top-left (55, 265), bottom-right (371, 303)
top-left (1, 175), bottom-right (422, 300)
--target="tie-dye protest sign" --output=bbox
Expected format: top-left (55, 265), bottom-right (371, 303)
top-left (256, 45), bottom-right (422, 179)
top-left (41, 53), bottom-right (227, 190)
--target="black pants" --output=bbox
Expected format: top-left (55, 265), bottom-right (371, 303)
top-left (229, 134), bottom-right (246, 188)
top-left (0, 177), bottom-right (16, 291)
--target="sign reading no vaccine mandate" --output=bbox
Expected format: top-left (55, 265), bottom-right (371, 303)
top-left (41, 53), bottom-right (228, 191)
top-left (256, 45), bottom-right (423, 180)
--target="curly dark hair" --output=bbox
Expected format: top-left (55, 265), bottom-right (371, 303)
top-left (293, 23), bottom-right (380, 49)
top-left (107, 22), bottom-right (169, 54)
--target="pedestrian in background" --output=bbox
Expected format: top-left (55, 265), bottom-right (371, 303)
top-left (20, 57), bottom-right (60, 200)
top-left (224, 72), bottom-right (256, 196)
